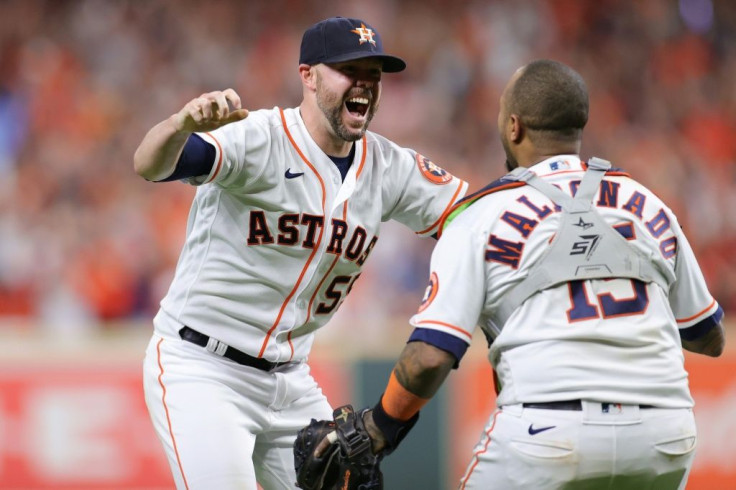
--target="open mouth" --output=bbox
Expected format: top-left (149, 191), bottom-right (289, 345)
top-left (345, 97), bottom-right (370, 117)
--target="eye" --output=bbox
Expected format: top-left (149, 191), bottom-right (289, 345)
top-left (335, 63), bottom-right (382, 82)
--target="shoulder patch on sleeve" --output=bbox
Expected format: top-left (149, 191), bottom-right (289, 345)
top-left (416, 153), bottom-right (453, 185)
top-left (417, 272), bottom-right (439, 313)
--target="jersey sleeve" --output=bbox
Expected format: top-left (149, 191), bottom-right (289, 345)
top-left (382, 149), bottom-right (467, 237)
top-left (668, 219), bottom-right (723, 338)
top-left (185, 113), bottom-right (272, 190)
top-left (408, 221), bottom-right (486, 362)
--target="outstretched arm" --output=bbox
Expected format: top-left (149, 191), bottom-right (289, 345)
top-left (133, 88), bottom-right (248, 181)
top-left (312, 340), bottom-right (456, 459)
top-left (363, 340), bottom-right (456, 453)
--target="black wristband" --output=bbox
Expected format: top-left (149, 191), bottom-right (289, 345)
top-left (371, 396), bottom-right (419, 454)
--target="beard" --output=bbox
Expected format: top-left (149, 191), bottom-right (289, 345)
top-left (501, 134), bottom-right (519, 172)
top-left (315, 73), bottom-right (377, 142)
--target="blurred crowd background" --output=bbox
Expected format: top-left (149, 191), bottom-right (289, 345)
top-left (0, 0), bottom-right (734, 336)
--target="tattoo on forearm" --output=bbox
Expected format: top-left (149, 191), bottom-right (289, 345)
top-left (394, 358), bottom-right (415, 393)
top-left (393, 343), bottom-right (452, 398)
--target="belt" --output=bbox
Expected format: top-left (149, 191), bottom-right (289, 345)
top-left (522, 400), bottom-right (656, 410)
top-left (179, 326), bottom-right (292, 371)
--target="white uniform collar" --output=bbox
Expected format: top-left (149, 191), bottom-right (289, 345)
top-left (525, 155), bottom-right (583, 177)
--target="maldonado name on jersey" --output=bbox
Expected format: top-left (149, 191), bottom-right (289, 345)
top-left (486, 178), bottom-right (677, 269)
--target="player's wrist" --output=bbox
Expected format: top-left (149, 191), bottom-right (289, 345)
top-left (370, 397), bottom-right (419, 455)
top-left (361, 409), bottom-right (388, 454)
top-left (169, 112), bottom-right (192, 134)
top-left (167, 112), bottom-right (181, 133)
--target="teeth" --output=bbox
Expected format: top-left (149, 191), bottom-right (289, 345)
top-left (348, 97), bottom-right (369, 105)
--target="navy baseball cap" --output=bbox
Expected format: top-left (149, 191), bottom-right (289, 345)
top-left (299, 17), bottom-right (406, 73)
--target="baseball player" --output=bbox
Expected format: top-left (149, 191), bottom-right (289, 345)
top-left (349, 60), bottom-right (725, 489)
top-left (133, 16), bottom-right (467, 490)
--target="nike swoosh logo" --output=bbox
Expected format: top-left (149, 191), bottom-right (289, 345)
top-left (528, 424), bottom-right (556, 435)
top-left (285, 168), bottom-right (305, 179)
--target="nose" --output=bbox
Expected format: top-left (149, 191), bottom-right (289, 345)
top-left (355, 78), bottom-right (376, 88)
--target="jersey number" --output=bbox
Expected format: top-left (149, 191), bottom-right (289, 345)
top-left (316, 274), bottom-right (361, 315)
top-left (566, 279), bottom-right (649, 322)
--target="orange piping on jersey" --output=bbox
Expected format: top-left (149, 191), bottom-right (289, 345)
top-left (286, 224), bottom-right (343, 360)
top-left (203, 132), bottom-right (224, 183)
top-left (415, 319), bottom-right (472, 341)
top-left (382, 370), bottom-right (430, 421)
top-left (558, 159), bottom-right (631, 178)
top-left (303, 202), bottom-right (348, 329)
top-left (342, 195), bottom-right (349, 220)
top-left (301, 257), bottom-right (339, 326)
top-left (526, 162), bottom-right (632, 179)
top-left (676, 298), bottom-right (717, 323)
top-left (285, 148), bottom-right (361, 360)
top-left (356, 137), bottom-right (367, 178)
top-left (460, 409), bottom-right (501, 489)
top-left (436, 168), bottom-right (631, 239)
top-left (416, 179), bottom-right (466, 236)
top-left (438, 182), bottom-right (526, 237)
top-left (156, 338), bottom-right (190, 490)
top-left (258, 109), bottom-right (327, 358)
top-left (287, 330), bottom-right (294, 361)
top-left (551, 169), bottom-right (631, 178)
top-left (278, 107), bottom-right (326, 209)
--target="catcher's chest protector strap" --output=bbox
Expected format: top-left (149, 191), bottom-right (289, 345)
top-left (495, 157), bottom-right (675, 325)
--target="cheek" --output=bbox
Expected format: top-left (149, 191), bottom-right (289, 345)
top-left (373, 85), bottom-right (382, 105)
top-left (317, 83), bottom-right (340, 107)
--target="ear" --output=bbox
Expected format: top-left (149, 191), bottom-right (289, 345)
top-left (299, 64), bottom-right (316, 91)
top-left (509, 114), bottom-right (524, 144)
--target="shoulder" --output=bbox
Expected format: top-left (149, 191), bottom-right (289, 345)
top-left (459, 175), bottom-right (527, 204)
top-left (361, 132), bottom-right (413, 175)
top-left (364, 131), bottom-right (409, 158)
top-left (223, 106), bottom-right (290, 133)
top-left (434, 204), bottom-right (492, 259)
top-left (248, 106), bottom-right (286, 129)
top-left (365, 131), bottom-right (457, 183)
top-left (438, 175), bottom-right (526, 236)
top-left (223, 107), bottom-right (301, 148)
top-left (609, 172), bottom-right (674, 213)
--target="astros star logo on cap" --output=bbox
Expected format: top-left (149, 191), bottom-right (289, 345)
top-left (351, 23), bottom-right (376, 45)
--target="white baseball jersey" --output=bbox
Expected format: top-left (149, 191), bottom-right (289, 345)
top-left (411, 155), bottom-right (722, 409)
top-left (153, 106), bottom-right (467, 362)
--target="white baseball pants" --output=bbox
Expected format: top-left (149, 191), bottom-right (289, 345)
top-left (143, 334), bottom-right (332, 490)
top-left (459, 401), bottom-right (697, 489)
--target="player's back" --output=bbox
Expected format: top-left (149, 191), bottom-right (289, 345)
top-left (460, 156), bottom-right (697, 408)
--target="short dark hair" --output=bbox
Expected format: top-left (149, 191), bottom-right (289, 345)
top-left (508, 59), bottom-right (589, 142)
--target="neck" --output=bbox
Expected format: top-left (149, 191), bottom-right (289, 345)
top-left (516, 140), bottom-right (581, 168)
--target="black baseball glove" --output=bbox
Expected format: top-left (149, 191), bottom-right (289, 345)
top-left (294, 405), bottom-right (383, 490)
